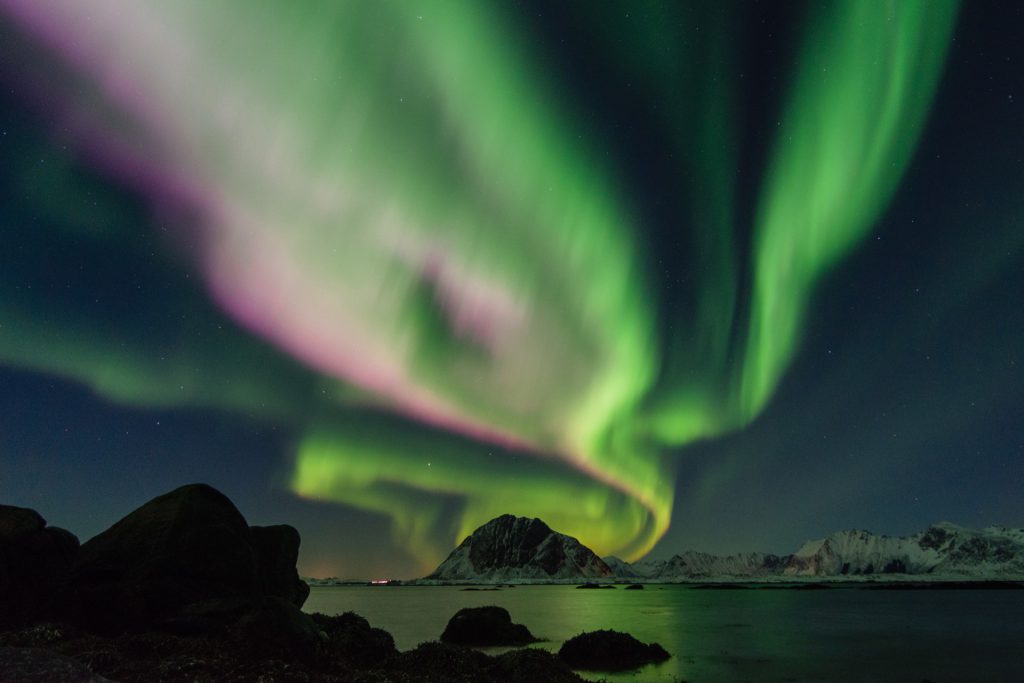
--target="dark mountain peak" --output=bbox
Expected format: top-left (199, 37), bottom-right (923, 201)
top-left (425, 515), bottom-right (612, 582)
top-left (466, 514), bottom-right (552, 541)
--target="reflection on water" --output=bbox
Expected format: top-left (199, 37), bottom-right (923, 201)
top-left (305, 584), bottom-right (1024, 682)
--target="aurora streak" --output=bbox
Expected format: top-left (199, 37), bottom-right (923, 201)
top-left (0, 0), bottom-right (958, 569)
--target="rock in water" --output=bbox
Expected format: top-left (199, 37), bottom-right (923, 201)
top-left (558, 629), bottom-right (670, 671)
top-left (310, 611), bottom-right (398, 668)
top-left (0, 505), bottom-right (80, 628)
top-left (440, 605), bottom-right (538, 646)
top-left (426, 515), bottom-right (613, 582)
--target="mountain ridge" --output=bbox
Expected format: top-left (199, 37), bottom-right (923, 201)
top-left (617, 523), bottom-right (1024, 581)
top-left (418, 516), bottom-right (1024, 583)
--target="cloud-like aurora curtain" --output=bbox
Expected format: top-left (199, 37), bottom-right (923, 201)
top-left (0, 0), bottom-right (957, 569)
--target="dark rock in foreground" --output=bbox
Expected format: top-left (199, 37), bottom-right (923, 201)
top-left (394, 640), bottom-right (493, 678)
top-left (311, 611), bottom-right (398, 668)
top-left (575, 582), bottom-right (615, 589)
top-left (558, 629), bottom-right (670, 671)
top-left (68, 483), bottom-right (309, 631)
top-left (250, 524), bottom-right (311, 607)
top-left (0, 619), bottom-right (585, 682)
top-left (1, 484), bottom-right (586, 681)
top-left (624, 583), bottom-right (644, 590)
top-left (0, 505), bottom-right (80, 629)
top-left (0, 645), bottom-right (112, 682)
top-left (394, 641), bottom-right (582, 683)
top-left (491, 648), bottom-right (582, 683)
top-left (230, 596), bottom-right (325, 660)
top-left (440, 606), bottom-right (538, 646)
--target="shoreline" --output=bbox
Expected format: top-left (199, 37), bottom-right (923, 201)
top-left (308, 577), bottom-right (1024, 589)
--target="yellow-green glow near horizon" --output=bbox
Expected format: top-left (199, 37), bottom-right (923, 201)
top-left (0, 0), bottom-right (956, 569)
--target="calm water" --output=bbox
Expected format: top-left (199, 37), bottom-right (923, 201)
top-left (305, 584), bottom-right (1024, 682)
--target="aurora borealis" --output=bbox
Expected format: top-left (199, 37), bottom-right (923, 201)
top-left (2, 1), bottom-right (1022, 578)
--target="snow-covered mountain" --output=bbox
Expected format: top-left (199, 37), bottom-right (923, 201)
top-left (629, 551), bottom-right (790, 580)
top-left (784, 523), bottom-right (1024, 577)
top-left (420, 517), bottom-right (1024, 583)
top-left (602, 556), bottom-right (641, 579)
top-left (605, 523), bottom-right (1024, 580)
top-left (423, 515), bottom-right (613, 582)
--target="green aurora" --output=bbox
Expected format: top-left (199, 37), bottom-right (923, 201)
top-left (0, 0), bottom-right (958, 569)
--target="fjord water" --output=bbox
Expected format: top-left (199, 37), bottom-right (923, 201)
top-left (305, 584), bottom-right (1024, 682)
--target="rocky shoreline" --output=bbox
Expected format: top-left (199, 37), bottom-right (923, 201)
top-left (0, 485), bottom-right (669, 682)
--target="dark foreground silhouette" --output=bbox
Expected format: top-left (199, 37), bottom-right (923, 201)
top-left (0, 484), bottom-right (669, 682)
top-left (558, 629), bottom-right (671, 671)
top-left (440, 606), bottom-right (539, 647)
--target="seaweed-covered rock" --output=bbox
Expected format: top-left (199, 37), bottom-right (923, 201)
top-left (0, 613), bottom-right (589, 682)
top-left (392, 641), bottom-right (585, 683)
top-left (558, 629), bottom-right (670, 671)
top-left (311, 611), bottom-right (398, 668)
top-left (440, 606), bottom-right (537, 646)
top-left (493, 648), bottom-right (582, 683)
top-left (230, 596), bottom-right (325, 660)
top-left (0, 646), bottom-right (111, 682)
top-left (393, 641), bottom-right (494, 681)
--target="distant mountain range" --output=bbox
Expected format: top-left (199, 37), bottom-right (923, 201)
top-left (609, 523), bottom-right (1024, 581)
top-left (418, 517), bottom-right (1024, 583)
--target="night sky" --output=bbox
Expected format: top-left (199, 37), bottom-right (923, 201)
top-left (1, 1), bottom-right (1021, 580)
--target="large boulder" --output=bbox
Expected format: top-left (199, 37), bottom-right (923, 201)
top-left (558, 629), bottom-right (670, 671)
top-left (0, 505), bottom-right (80, 628)
top-left (0, 505), bottom-right (45, 543)
top-left (68, 484), bottom-right (259, 630)
top-left (250, 524), bottom-right (309, 607)
top-left (310, 611), bottom-right (397, 668)
top-left (440, 606), bottom-right (538, 646)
